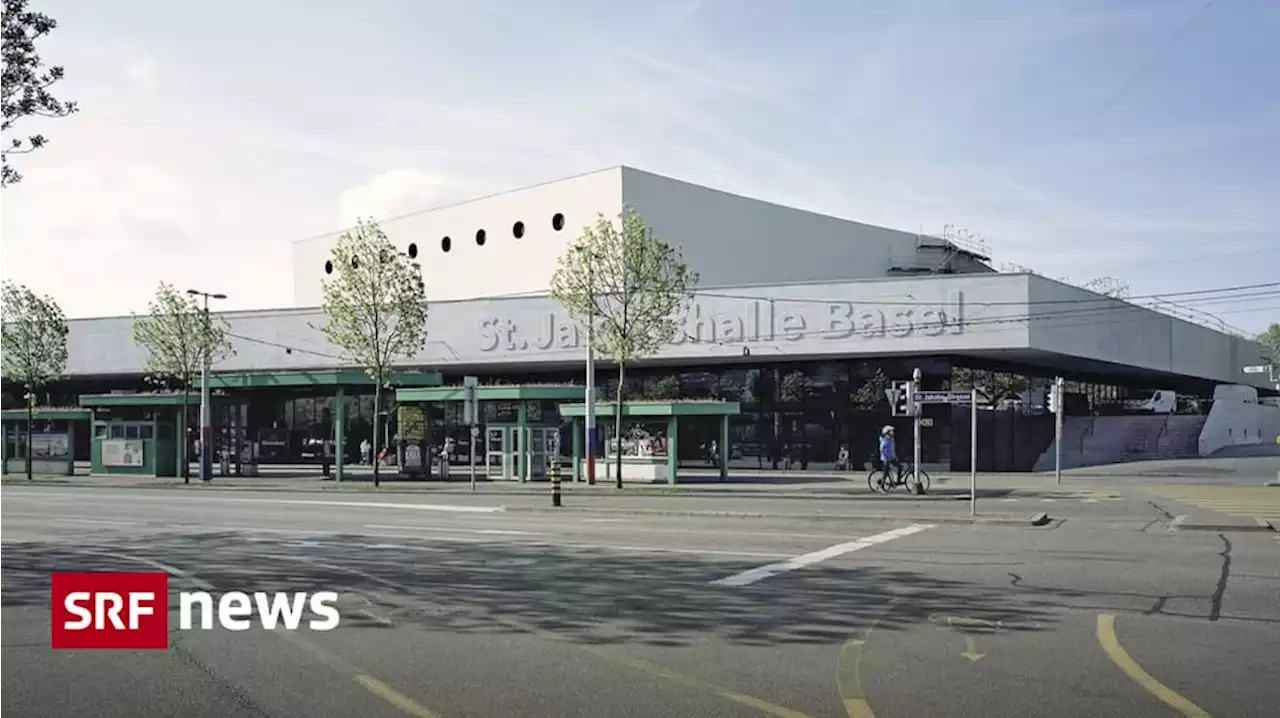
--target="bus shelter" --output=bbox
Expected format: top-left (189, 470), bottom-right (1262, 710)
top-left (1, 407), bottom-right (91, 476)
top-left (558, 400), bottom-right (741, 484)
top-left (200, 370), bottom-right (443, 481)
top-left (395, 384), bottom-right (583, 482)
top-left (78, 393), bottom-right (191, 477)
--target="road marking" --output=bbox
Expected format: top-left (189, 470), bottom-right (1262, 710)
top-left (1096, 614), bottom-right (1212, 718)
top-left (4, 490), bottom-right (503, 513)
top-left (493, 612), bottom-right (813, 718)
top-left (53, 517), bottom-right (138, 526)
top-left (355, 608), bottom-right (393, 627)
top-left (475, 529), bottom-right (540, 536)
top-left (711, 525), bottom-right (934, 587)
top-left (286, 554), bottom-right (810, 717)
top-left (364, 525), bottom-right (793, 558)
top-left (960, 636), bottom-right (985, 662)
top-left (835, 599), bottom-right (899, 718)
top-left (1169, 515), bottom-right (1189, 531)
top-left (67, 548), bottom-right (442, 718)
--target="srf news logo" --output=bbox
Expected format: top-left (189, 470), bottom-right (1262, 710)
top-left (51, 572), bottom-right (340, 649)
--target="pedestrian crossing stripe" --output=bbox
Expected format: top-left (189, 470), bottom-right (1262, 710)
top-left (1044, 490), bottom-right (1126, 502)
top-left (1141, 485), bottom-right (1280, 520)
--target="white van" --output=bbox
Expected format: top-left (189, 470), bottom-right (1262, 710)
top-left (1123, 389), bottom-right (1177, 414)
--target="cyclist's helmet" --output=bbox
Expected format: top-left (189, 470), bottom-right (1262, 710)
top-left (882, 425), bottom-right (894, 436)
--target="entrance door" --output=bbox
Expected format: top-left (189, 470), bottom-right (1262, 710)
top-left (528, 428), bottom-right (546, 480)
top-left (509, 426), bottom-right (523, 480)
top-left (485, 427), bottom-right (508, 479)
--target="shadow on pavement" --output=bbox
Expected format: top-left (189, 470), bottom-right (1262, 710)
top-left (2, 531), bottom-right (1058, 649)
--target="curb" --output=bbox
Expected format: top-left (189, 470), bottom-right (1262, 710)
top-left (0, 480), bottom-right (1014, 502)
top-left (1174, 517), bottom-right (1275, 533)
top-left (502, 504), bottom-right (1060, 527)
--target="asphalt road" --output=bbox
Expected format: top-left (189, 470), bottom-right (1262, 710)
top-left (2, 485), bottom-right (1277, 718)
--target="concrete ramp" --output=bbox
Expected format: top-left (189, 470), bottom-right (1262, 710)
top-left (1033, 415), bottom-right (1204, 472)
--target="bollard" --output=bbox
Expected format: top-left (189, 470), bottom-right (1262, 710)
top-left (551, 462), bottom-right (562, 507)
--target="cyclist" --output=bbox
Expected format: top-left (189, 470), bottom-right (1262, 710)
top-left (879, 425), bottom-right (902, 483)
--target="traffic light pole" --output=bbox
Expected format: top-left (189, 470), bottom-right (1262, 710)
top-left (912, 368), bottom-right (922, 489)
top-left (1054, 376), bottom-right (1064, 486)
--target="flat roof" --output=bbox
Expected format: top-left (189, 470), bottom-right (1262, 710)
top-left (398, 384), bottom-right (585, 402)
top-left (199, 370), bottom-right (443, 389)
top-left (558, 400), bottom-right (742, 417)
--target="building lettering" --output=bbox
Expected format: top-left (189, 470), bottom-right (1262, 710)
top-left (477, 293), bottom-right (965, 353)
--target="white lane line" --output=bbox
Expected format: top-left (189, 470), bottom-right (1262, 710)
top-left (711, 524), bottom-right (935, 587)
top-left (583, 518), bottom-right (628, 523)
top-left (367, 524), bottom-right (791, 558)
top-left (475, 529), bottom-right (540, 536)
top-left (1169, 514), bottom-right (1189, 531)
top-left (2, 491), bottom-right (503, 513)
top-left (54, 514), bottom-right (136, 527)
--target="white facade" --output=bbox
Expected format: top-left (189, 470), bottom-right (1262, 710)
top-left (290, 166), bottom-right (989, 308)
top-left (62, 273), bottom-right (1274, 391)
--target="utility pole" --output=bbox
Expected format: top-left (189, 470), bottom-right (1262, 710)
top-left (187, 289), bottom-right (227, 483)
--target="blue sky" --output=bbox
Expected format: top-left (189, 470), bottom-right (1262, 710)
top-left (1, 0), bottom-right (1276, 333)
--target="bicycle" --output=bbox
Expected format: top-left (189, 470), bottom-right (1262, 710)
top-left (867, 459), bottom-right (930, 495)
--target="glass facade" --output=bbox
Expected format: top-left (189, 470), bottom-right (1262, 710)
top-left (0, 353), bottom-right (1228, 471)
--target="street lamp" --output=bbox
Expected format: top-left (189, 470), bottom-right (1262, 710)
top-left (188, 289), bottom-right (227, 482)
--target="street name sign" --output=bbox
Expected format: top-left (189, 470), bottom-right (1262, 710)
top-left (914, 391), bottom-right (975, 405)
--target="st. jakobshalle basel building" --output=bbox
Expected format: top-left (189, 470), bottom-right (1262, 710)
top-left (7, 167), bottom-right (1273, 476)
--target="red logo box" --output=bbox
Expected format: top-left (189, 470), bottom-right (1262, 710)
top-left (51, 572), bottom-right (170, 650)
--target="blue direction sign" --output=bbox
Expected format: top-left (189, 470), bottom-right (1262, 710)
top-left (914, 390), bottom-right (976, 405)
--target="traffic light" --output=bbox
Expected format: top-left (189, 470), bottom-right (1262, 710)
top-left (1048, 379), bottom-right (1062, 414)
top-left (889, 381), bottom-right (913, 417)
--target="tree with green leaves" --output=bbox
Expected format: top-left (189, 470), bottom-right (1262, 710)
top-left (551, 206), bottom-right (698, 488)
top-left (0, 281), bottom-right (68, 479)
top-left (2, 0), bottom-right (78, 187)
top-left (952, 367), bottom-right (1028, 403)
top-left (851, 368), bottom-right (892, 412)
top-left (1257, 323), bottom-right (1279, 362)
top-left (131, 282), bottom-right (235, 483)
top-left (315, 218), bottom-right (427, 487)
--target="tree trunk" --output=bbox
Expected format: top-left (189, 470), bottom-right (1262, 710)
top-left (25, 389), bottom-right (33, 481)
top-left (614, 362), bottom-right (625, 489)
top-left (181, 384), bottom-right (191, 484)
top-left (373, 380), bottom-right (382, 487)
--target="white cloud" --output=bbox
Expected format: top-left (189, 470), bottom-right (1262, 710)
top-left (1, 0), bottom-right (1276, 334)
top-left (337, 169), bottom-right (461, 226)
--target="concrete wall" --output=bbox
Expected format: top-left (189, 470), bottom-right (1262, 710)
top-left (291, 166), bottom-right (979, 309)
top-left (59, 272), bottom-right (1267, 392)
top-left (1199, 385), bottom-right (1280, 456)
top-left (1025, 275), bottom-right (1269, 385)
top-left (291, 168), bottom-right (625, 307)
top-left (64, 274), bottom-right (1029, 376)
top-left (619, 168), bottom-right (925, 287)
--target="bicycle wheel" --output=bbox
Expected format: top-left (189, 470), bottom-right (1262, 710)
top-left (867, 470), bottom-right (884, 493)
top-left (916, 469), bottom-right (931, 494)
top-left (904, 468), bottom-right (930, 495)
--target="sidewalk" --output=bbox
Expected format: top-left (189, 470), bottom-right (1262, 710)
top-left (0, 467), bottom-right (1125, 504)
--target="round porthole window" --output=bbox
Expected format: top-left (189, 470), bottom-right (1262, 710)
top-left (408, 242), bottom-right (418, 259)
top-left (324, 260), bottom-right (333, 274)
top-left (475, 228), bottom-right (487, 246)
top-left (513, 221), bottom-right (525, 239)
top-left (441, 236), bottom-right (452, 253)
top-left (552, 213), bottom-right (565, 231)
